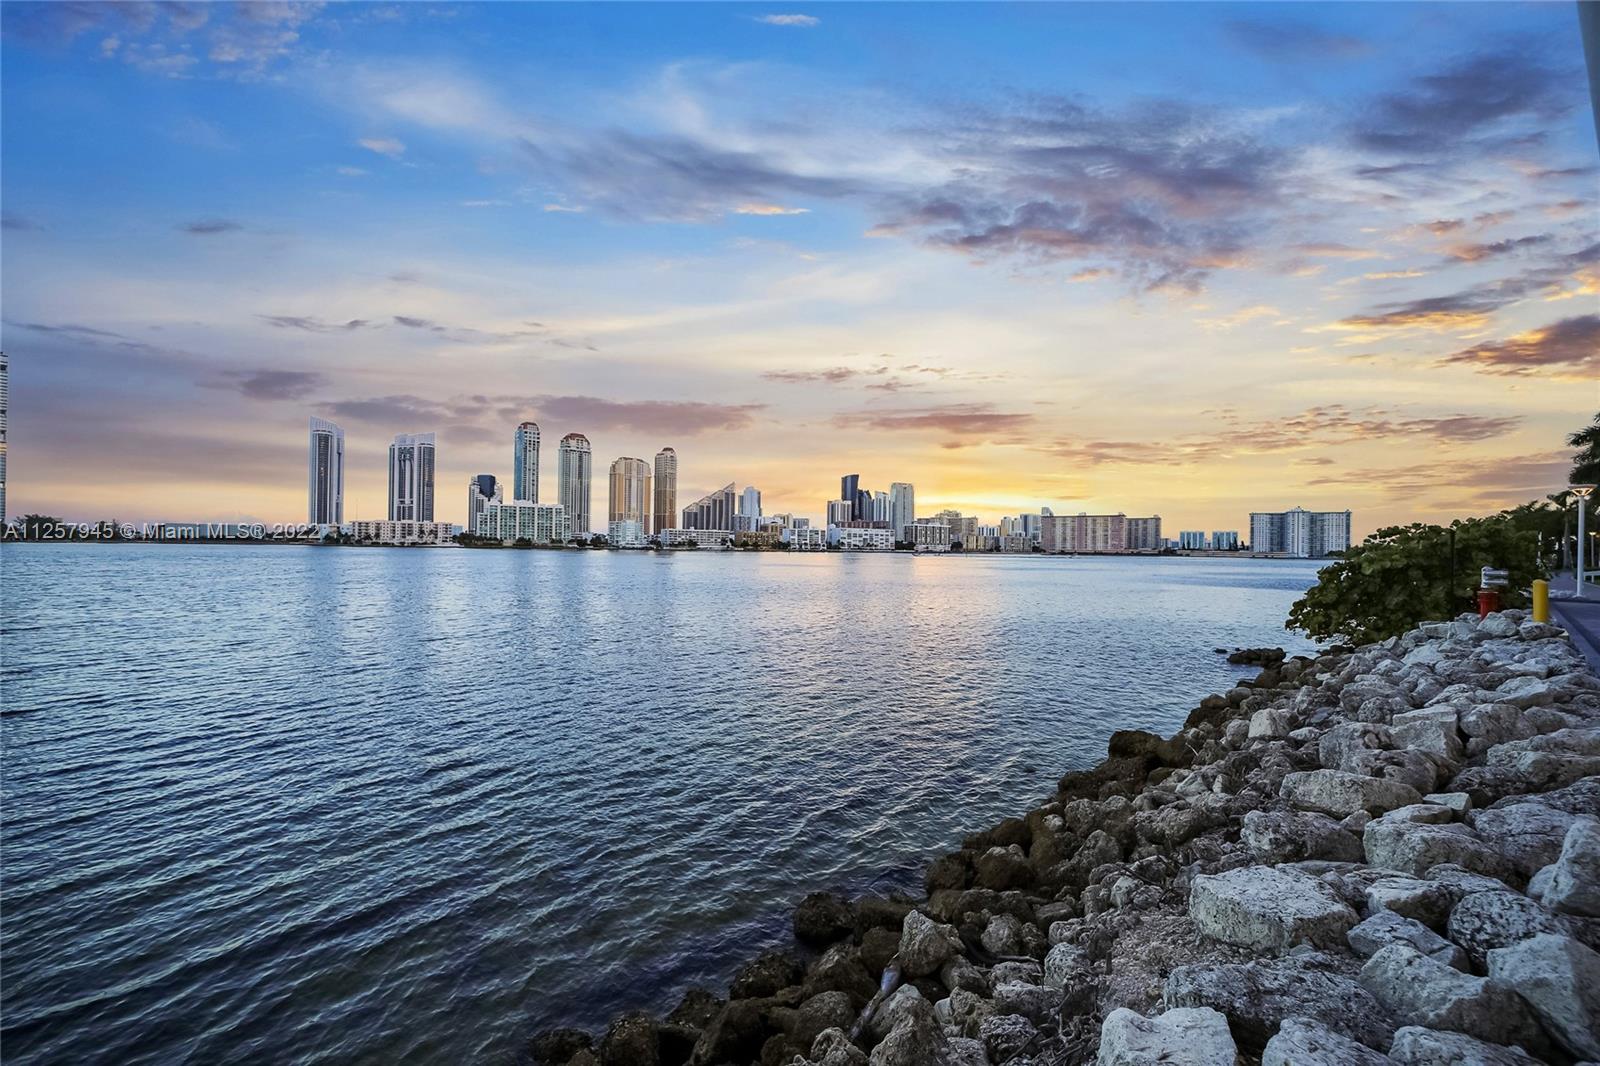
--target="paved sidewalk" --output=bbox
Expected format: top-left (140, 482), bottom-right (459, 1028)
top-left (1549, 572), bottom-right (1600, 673)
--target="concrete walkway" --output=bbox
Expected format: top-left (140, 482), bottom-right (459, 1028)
top-left (1549, 571), bottom-right (1600, 673)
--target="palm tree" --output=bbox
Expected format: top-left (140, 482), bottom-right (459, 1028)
top-left (1570, 412), bottom-right (1600, 485)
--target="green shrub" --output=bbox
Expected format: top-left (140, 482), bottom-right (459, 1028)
top-left (1287, 514), bottom-right (1546, 645)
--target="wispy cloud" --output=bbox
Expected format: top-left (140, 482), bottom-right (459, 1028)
top-left (259, 314), bottom-right (371, 332)
top-left (1226, 20), bottom-right (1370, 60)
top-left (1438, 314), bottom-right (1600, 377)
top-left (208, 369), bottom-right (326, 401)
top-left (179, 218), bottom-right (242, 235)
top-left (734, 203), bottom-right (810, 216)
top-left (755, 14), bottom-right (819, 27)
top-left (358, 136), bottom-right (406, 158)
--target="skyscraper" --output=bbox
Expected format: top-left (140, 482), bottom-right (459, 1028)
top-left (683, 484), bottom-right (736, 530)
top-left (889, 482), bottom-right (914, 541)
top-left (739, 485), bottom-right (762, 520)
top-left (609, 457), bottom-right (652, 533)
top-left (307, 416), bottom-right (345, 525)
top-left (466, 474), bottom-right (501, 533)
top-left (0, 352), bottom-right (8, 526)
top-left (388, 432), bottom-right (436, 521)
top-left (558, 433), bottom-right (593, 536)
top-left (841, 473), bottom-right (861, 520)
top-left (513, 421), bottom-right (540, 502)
top-left (654, 447), bottom-right (677, 534)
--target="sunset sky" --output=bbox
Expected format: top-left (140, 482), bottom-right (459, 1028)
top-left (2, 1), bottom-right (1596, 534)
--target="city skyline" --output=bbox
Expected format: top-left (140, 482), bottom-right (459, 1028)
top-left (2, 4), bottom-right (1595, 534)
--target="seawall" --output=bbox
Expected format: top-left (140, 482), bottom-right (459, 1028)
top-left (536, 609), bottom-right (1600, 1066)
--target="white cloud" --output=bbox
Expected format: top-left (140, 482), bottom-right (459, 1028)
top-left (734, 203), bottom-right (810, 216)
top-left (756, 14), bottom-right (819, 27)
top-left (358, 136), bottom-right (406, 158)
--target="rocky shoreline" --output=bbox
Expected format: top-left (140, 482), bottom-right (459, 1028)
top-left (534, 610), bottom-right (1600, 1066)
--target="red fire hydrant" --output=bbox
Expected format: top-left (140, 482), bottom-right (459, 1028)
top-left (1477, 588), bottom-right (1500, 619)
top-left (1478, 566), bottom-right (1508, 619)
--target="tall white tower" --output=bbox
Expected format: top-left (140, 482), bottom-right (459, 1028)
top-left (889, 482), bottom-right (915, 541)
top-left (513, 421), bottom-right (540, 502)
top-left (307, 416), bottom-right (344, 525)
top-left (388, 432), bottom-right (437, 521)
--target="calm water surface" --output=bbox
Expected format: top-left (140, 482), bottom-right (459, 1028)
top-left (1, 545), bottom-right (1322, 1065)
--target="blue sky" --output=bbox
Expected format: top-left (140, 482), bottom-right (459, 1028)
top-left (2, 2), bottom-right (1596, 530)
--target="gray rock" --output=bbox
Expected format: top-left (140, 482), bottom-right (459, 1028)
top-left (791, 992), bottom-right (855, 1050)
top-left (942, 989), bottom-right (994, 1040)
top-left (1425, 863), bottom-right (1516, 905)
top-left (898, 911), bottom-right (959, 978)
top-left (1388, 1026), bottom-right (1542, 1066)
top-left (1363, 815), bottom-right (1513, 879)
top-left (1318, 721), bottom-right (1392, 770)
top-left (981, 913), bottom-right (1027, 957)
top-left (1478, 613), bottom-right (1520, 639)
top-left (991, 982), bottom-right (1063, 1027)
top-left (1164, 952), bottom-right (1395, 1053)
top-left (1241, 809), bottom-right (1364, 864)
top-left (1262, 1017), bottom-right (1390, 1066)
top-left (1487, 934), bottom-right (1600, 1060)
top-left (944, 1036), bottom-right (987, 1066)
top-left (868, 990), bottom-right (945, 1066)
top-left (1189, 865), bottom-right (1357, 952)
top-left (1422, 791), bottom-right (1472, 814)
top-left (1043, 942), bottom-right (1090, 989)
top-left (981, 1013), bottom-right (1037, 1063)
top-left (1282, 769), bottom-right (1423, 817)
top-left (1096, 1007), bottom-right (1236, 1066)
top-left (1366, 876), bottom-right (1453, 929)
top-left (1348, 909), bottom-right (1468, 969)
top-left (1250, 707), bottom-right (1292, 740)
top-left (1447, 890), bottom-right (1569, 966)
top-left (1358, 944), bottom-right (1544, 1050)
top-left (866, 985), bottom-right (928, 1043)
top-left (940, 956), bottom-right (988, 995)
top-left (808, 1028), bottom-right (870, 1066)
top-left (1543, 818), bottom-right (1600, 917)
top-left (1473, 801), bottom-right (1587, 878)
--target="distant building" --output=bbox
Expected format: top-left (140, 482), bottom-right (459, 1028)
top-left (889, 482), bottom-right (915, 542)
top-left (1179, 530), bottom-right (1206, 550)
top-left (1212, 530), bottom-right (1240, 551)
top-left (829, 525), bottom-right (894, 550)
top-left (784, 526), bottom-right (828, 551)
top-left (513, 421), bottom-right (540, 502)
top-left (653, 447), bottom-right (677, 535)
top-left (608, 519), bottom-right (647, 547)
top-left (558, 433), bottom-right (593, 536)
top-left (1001, 533), bottom-right (1033, 553)
top-left (660, 527), bottom-right (731, 548)
top-left (348, 519), bottom-right (457, 545)
top-left (840, 474), bottom-right (861, 520)
top-left (683, 483), bottom-right (736, 530)
top-left (1041, 512), bottom-right (1161, 553)
top-left (739, 485), bottom-right (762, 520)
top-left (477, 500), bottom-right (569, 544)
top-left (388, 432), bottom-right (436, 521)
top-left (826, 499), bottom-right (853, 526)
top-left (1126, 516), bottom-right (1163, 551)
top-left (1250, 508), bottom-right (1352, 558)
top-left (308, 416), bottom-right (345, 525)
top-left (466, 474), bottom-right (501, 533)
top-left (609, 458), bottom-right (652, 535)
top-left (907, 521), bottom-right (952, 552)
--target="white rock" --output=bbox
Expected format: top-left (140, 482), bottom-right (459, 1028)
top-left (1347, 909), bottom-right (1468, 969)
top-left (897, 910), bottom-right (959, 977)
top-left (1422, 791), bottom-right (1471, 814)
top-left (1097, 1007), bottom-right (1237, 1066)
top-left (1363, 816), bottom-right (1512, 879)
top-left (1472, 802), bottom-right (1587, 878)
top-left (1486, 934), bottom-right (1600, 1060)
top-left (1189, 865), bottom-right (1357, 953)
top-left (1366, 876), bottom-right (1452, 929)
top-left (1250, 708), bottom-right (1291, 740)
top-left (1281, 769), bottom-right (1423, 817)
top-left (1262, 1017), bottom-right (1390, 1066)
top-left (1388, 1025), bottom-right (1543, 1066)
top-left (1358, 944), bottom-right (1544, 1049)
top-left (1542, 818), bottom-right (1600, 916)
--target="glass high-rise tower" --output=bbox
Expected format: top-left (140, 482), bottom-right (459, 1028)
top-left (558, 433), bottom-right (593, 536)
top-left (653, 447), bottom-right (677, 534)
top-left (388, 432), bottom-right (436, 521)
top-left (513, 421), bottom-right (540, 502)
top-left (307, 416), bottom-right (344, 525)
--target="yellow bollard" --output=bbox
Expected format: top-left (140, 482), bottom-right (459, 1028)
top-left (1533, 579), bottom-right (1550, 623)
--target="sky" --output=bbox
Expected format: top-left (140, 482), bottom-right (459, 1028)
top-left (2, 1), bottom-right (1597, 534)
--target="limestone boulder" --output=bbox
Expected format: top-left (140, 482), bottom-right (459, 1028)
top-left (1363, 815), bottom-right (1513, 880)
top-left (1241, 809), bottom-right (1363, 865)
top-left (1486, 934), bottom-right (1600, 1060)
top-left (1096, 1007), bottom-right (1236, 1066)
top-left (897, 911), bottom-right (961, 978)
top-left (1387, 1026), bottom-right (1542, 1066)
top-left (1357, 944), bottom-right (1544, 1050)
top-left (1347, 909), bottom-right (1468, 969)
top-left (1189, 865), bottom-right (1357, 953)
top-left (1281, 769), bottom-right (1422, 817)
top-left (1365, 876), bottom-right (1453, 929)
top-left (1447, 890), bottom-right (1570, 967)
top-left (1472, 801), bottom-right (1588, 878)
top-left (1542, 818), bottom-right (1600, 916)
top-left (1261, 1017), bottom-right (1390, 1066)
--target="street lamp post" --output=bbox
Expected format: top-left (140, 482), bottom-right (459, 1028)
top-left (1573, 485), bottom-right (1597, 599)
